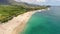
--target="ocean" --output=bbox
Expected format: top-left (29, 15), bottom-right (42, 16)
top-left (20, 6), bottom-right (60, 34)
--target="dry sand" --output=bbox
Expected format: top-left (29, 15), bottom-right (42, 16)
top-left (0, 11), bottom-right (38, 34)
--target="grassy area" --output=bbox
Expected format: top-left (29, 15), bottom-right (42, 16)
top-left (0, 5), bottom-right (49, 23)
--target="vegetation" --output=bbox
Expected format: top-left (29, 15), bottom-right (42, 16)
top-left (0, 5), bottom-right (49, 23)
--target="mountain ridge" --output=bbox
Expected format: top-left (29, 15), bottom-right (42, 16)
top-left (0, 0), bottom-right (41, 6)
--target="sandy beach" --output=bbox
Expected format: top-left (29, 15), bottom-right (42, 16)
top-left (0, 11), bottom-right (39, 34)
top-left (0, 8), bottom-right (49, 34)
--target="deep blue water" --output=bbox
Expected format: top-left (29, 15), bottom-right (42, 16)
top-left (20, 6), bottom-right (60, 34)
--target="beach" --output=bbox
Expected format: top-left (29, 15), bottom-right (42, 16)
top-left (20, 7), bottom-right (60, 34)
top-left (0, 11), bottom-right (40, 34)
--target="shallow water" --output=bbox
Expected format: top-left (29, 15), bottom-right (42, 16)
top-left (20, 6), bottom-right (60, 34)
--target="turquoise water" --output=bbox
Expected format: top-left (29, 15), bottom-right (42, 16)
top-left (20, 7), bottom-right (60, 34)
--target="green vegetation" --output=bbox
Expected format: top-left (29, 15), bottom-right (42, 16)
top-left (0, 5), bottom-right (49, 23)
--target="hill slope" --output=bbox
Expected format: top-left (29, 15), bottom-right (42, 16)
top-left (0, 0), bottom-right (10, 5)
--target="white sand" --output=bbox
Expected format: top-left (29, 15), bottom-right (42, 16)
top-left (0, 8), bottom-right (49, 34)
top-left (0, 11), bottom-right (39, 34)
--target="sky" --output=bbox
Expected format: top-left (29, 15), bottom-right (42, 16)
top-left (15, 0), bottom-right (60, 6)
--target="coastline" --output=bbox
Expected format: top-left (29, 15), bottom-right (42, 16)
top-left (12, 8), bottom-right (50, 34)
top-left (0, 11), bottom-right (37, 34)
top-left (11, 11), bottom-right (37, 34)
top-left (0, 9), bottom-right (47, 34)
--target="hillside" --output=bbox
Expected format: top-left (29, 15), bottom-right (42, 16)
top-left (0, 0), bottom-right (50, 23)
top-left (0, 0), bottom-right (42, 7)
top-left (0, 0), bottom-right (50, 8)
top-left (0, 0), bottom-right (10, 5)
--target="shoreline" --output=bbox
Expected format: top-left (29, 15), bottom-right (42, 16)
top-left (0, 11), bottom-right (37, 34)
top-left (12, 8), bottom-right (50, 34)
top-left (11, 11), bottom-right (37, 34)
top-left (0, 9), bottom-right (47, 34)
